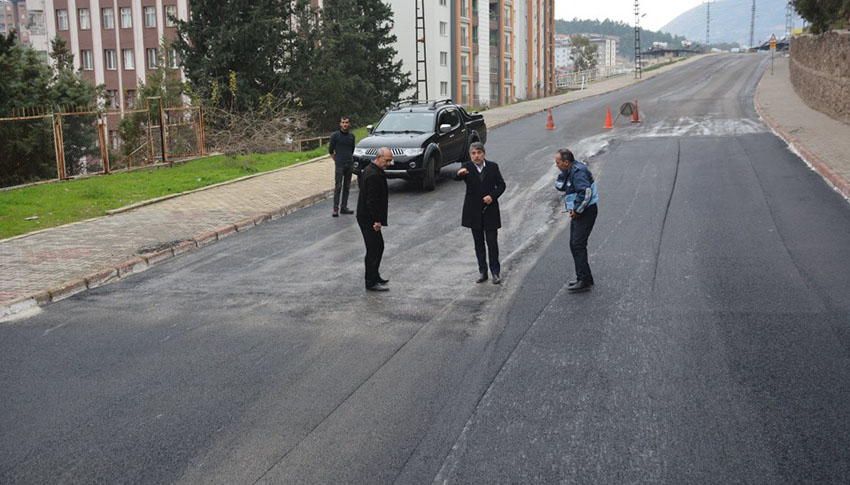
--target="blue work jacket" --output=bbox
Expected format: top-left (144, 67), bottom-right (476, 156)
top-left (555, 161), bottom-right (598, 213)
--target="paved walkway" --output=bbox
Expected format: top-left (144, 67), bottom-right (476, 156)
top-left (3, 54), bottom-right (846, 319)
top-left (754, 55), bottom-right (850, 199)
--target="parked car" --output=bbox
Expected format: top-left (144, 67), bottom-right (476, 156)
top-left (352, 99), bottom-right (487, 191)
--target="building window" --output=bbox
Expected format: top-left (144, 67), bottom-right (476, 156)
top-left (461, 82), bottom-right (469, 105)
top-left (439, 51), bottom-right (447, 66)
top-left (440, 81), bottom-right (448, 95)
top-left (125, 90), bottom-right (136, 109)
top-left (164, 5), bottom-right (177, 27)
top-left (504, 60), bottom-right (511, 77)
top-left (461, 54), bottom-right (468, 76)
top-left (144, 6), bottom-right (156, 28)
top-left (461, 0), bottom-right (468, 16)
top-left (81, 50), bottom-right (93, 70)
top-left (102, 8), bottom-right (114, 29)
top-left (146, 48), bottom-right (158, 69)
top-left (439, 21), bottom-right (447, 36)
top-left (79, 8), bottom-right (90, 30)
top-left (504, 6), bottom-right (511, 26)
top-left (120, 7), bottom-right (132, 28)
top-left (504, 33), bottom-right (511, 51)
top-left (109, 130), bottom-right (120, 150)
top-left (104, 49), bottom-right (116, 70)
top-left (505, 86), bottom-right (510, 101)
top-left (472, 26), bottom-right (478, 44)
top-left (169, 48), bottom-right (178, 68)
top-left (461, 26), bottom-right (468, 47)
top-left (123, 49), bottom-right (135, 70)
top-left (57, 9), bottom-right (68, 30)
top-left (440, 0), bottom-right (446, 5)
top-left (107, 90), bottom-right (119, 110)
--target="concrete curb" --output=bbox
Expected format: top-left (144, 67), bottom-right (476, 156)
top-left (754, 74), bottom-right (850, 201)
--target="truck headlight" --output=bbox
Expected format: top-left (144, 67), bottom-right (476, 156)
top-left (353, 147), bottom-right (367, 156)
top-left (402, 148), bottom-right (424, 157)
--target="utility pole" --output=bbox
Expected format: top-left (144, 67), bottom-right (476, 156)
top-left (785, 1), bottom-right (794, 50)
top-left (634, 0), bottom-right (641, 79)
top-left (414, 0), bottom-right (428, 100)
top-left (705, 1), bottom-right (711, 50)
top-left (749, 0), bottom-right (756, 49)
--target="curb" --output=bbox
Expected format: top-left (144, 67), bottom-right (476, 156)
top-left (0, 187), bottom-right (336, 322)
top-left (754, 76), bottom-right (850, 201)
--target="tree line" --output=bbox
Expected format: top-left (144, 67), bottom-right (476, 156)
top-left (792, 0), bottom-right (850, 34)
top-left (556, 18), bottom-right (692, 62)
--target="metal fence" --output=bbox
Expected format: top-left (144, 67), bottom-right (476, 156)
top-left (0, 98), bottom-right (206, 189)
top-left (555, 66), bottom-right (631, 89)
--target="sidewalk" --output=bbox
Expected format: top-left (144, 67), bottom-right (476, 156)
top-left (754, 55), bottom-right (850, 199)
top-left (6, 54), bottom-right (831, 320)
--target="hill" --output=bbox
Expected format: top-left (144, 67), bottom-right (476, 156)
top-left (556, 18), bottom-right (691, 61)
top-left (659, 0), bottom-right (804, 46)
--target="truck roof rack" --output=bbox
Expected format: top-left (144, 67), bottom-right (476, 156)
top-left (391, 98), bottom-right (455, 110)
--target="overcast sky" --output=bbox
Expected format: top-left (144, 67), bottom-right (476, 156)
top-left (556, 1), bottom-right (707, 31)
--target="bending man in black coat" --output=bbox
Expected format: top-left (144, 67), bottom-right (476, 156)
top-left (454, 141), bottom-right (506, 284)
top-left (356, 147), bottom-right (393, 291)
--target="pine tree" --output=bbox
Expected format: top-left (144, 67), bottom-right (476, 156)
top-left (173, 0), bottom-right (297, 110)
top-left (302, 0), bottom-right (412, 131)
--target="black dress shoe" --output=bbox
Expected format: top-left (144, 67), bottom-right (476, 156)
top-left (492, 274), bottom-right (501, 285)
top-left (332, 209), bottom-right (339, 217)
top-left (567, 280), bottom-right (592, 292)
top-left (377, 276), bottom-right (389, 284)
top-left (568, 279), bottom-right (593, 288)
top-left (340, 207), bottom-right (354, 215)
top-left (476, 273), bottom-right (488, 283)
top-left (366, 283), bottom-right (389, 292)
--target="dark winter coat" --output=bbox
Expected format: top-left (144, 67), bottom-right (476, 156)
top-left (356, 162), bottom-right (388, 226)
top-left (454, 160), bottom-right (506, 230)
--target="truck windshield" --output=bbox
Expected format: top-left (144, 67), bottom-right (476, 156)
top-left (373, 112), bottom-right (435, 133)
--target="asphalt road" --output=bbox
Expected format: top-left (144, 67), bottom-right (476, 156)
top-left (3, 54), bottom-right (850, 484)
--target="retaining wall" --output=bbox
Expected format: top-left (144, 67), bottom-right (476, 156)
top-left (789, 30), bottom-right (850, 124)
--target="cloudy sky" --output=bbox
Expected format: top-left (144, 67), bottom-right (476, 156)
top-left (555, 0), bottom-right (707, 31)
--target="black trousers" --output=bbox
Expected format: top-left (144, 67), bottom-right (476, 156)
top-left (334, 163), bottom-right (353, 209)
top-left (570, 203), bottom-right (598, 283)
top-left (471, 227), bottom-right (500, 276)
top-left (358, 219), bottom-right (384, 286)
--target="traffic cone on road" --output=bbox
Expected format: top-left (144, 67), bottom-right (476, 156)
top-left (631, 99), bottom-right (642, 123)
top-left (546, 109), bottom-right (555, 130)
top-left (603, 107), bottom-right (614, 129)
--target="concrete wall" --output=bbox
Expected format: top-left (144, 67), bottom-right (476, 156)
top-left (789, 30), bottom-right (850, 124)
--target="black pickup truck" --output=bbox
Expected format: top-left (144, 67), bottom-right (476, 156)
top-left (352, 99), bottom-right (487, 191)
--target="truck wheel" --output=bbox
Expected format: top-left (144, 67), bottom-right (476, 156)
top-left (422, 156), bottom-right (436, 191)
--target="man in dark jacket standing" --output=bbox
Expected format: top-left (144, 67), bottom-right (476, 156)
top-left (357, 147), bottom-right (393, 291)
top-left (329, 116), bottom-right (356, 217)
top-left (455, 142), bottom-right (506, 284)
top-left (555, 148), bottom-right (599, 293)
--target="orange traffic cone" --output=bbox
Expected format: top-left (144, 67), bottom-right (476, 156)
top-left (603, 107), bottom-right (614, 129)
top-left (630, 99), bottom-right (642, 123)
top-left (546, 109), bottom-right (555, 130)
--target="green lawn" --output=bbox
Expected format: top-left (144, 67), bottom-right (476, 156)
top-left (0, 127), bottom-right (373, 241)
top-left (0, 150), bottom-right (330, 240)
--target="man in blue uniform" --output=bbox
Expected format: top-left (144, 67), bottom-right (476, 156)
top-left (555, 148), bottom-right (599, 293)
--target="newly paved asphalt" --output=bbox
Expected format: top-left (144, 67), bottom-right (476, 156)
top-left (2, 54), bottom-right (850, 483)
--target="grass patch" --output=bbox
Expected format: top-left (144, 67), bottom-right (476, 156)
top-left (0, 148), bottom-right (327, 240)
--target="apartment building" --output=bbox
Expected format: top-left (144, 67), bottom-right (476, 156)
top-left (1, 0), bottom-right (31, 44)
top-left (588, 34), bottom-right (618, 68)
top-left (386, 0), bottom-right (555, 108)
top-left (554, 34), bottom-right (573, 73)
top-left (19, 0), bottom-right (189, 147)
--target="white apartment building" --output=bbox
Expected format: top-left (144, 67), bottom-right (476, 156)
top-left (588, 34), bottom-right (618, 68)
top-left (554, 33), bottom-right (573, 72)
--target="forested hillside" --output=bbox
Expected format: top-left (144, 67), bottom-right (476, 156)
top-left (556, 18), bottom-right (691, 61)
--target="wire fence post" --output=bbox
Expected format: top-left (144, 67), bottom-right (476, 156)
top-left (54, 114), bottom-right (66, 179)
top-left (98, 116), bottom-right (110, 174)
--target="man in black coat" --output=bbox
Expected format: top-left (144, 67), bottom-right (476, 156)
top-left (454, 142), bottom-right (506, 284)
top-left (356, 147), bottom-right (393, 291)
top-left (328, 116), bottom-right (356, 217)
